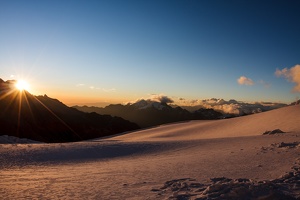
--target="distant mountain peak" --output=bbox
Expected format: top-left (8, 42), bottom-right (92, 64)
top-left (131, 99), bottom-right (168, 110)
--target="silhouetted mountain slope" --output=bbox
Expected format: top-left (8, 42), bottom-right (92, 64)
top-left (0, 79), bottom-right (139, 143)
top-left (73, 100), bottom-right (223, 128)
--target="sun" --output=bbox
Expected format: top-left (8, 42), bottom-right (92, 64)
top-left (15, 80), bottom-right (30, 91)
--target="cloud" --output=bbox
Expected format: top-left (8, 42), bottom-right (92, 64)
top-left (150, 94), bottom-right (174, 104)
top-left (275, 68), bottom-right (289, 77)
top-left (102, 88), bottom-right (116, 92)
top-left (275, 65), bottom-right (300, 92)
top-left (130, 95), bottom-right (287, 115)
top-left (237, 76), bottom-right (254, 86)
top-left (258, 80), bottom-right (271, 88)
top-left (210, 104), bottom-right (241, 115)
top-left (188, 98), bottom-right (286, 115)
top-left (194, 98), bottom-right (242, 114)
top-left (76, 84), bottom-right (117, 92)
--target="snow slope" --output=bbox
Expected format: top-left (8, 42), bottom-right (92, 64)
top-left (0, 105), bottom-right (299, 199)
top-left (112, 104), bottom-right (300, 141)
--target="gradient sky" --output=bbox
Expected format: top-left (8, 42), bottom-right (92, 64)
top-left (1, 0), bottom-right (300, 105)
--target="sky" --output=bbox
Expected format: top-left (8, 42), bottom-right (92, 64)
top-left (0, 0), bottom-right (300, 105)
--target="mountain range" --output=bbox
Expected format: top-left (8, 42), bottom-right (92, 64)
top-left (73, 99), bottom-right (223, 128)
top-left (0, 79), bottom-right (139, 143)
top-left (73, 96), bottom-right (289, 128)
top-left (0, 78), bottom-right (289, 143)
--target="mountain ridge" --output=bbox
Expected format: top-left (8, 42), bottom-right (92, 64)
top-left (73, 100), bottom-right (223, 128)
top-left (0, 79), bottom-right (140, 143)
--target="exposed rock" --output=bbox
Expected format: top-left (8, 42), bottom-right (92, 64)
top-left (152, 159), bottom-right (300, 199)
top-left (272, 142), bottom-right (300, 149)
top-left (263, 129), bottom-right (285, 135)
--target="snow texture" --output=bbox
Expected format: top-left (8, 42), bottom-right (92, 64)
top-left (1, 105), bottom-right (300, 199)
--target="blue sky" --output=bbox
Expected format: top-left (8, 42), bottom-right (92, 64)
top-left (0, 0), bottom-right (299, 105)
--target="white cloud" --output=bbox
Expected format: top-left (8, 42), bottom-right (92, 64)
top-left (275, 65), bottom-right (300, 92)
top-left (187, 98), bottom-right (286, 115)
top-left (237, 76), bottom-right (254, 86)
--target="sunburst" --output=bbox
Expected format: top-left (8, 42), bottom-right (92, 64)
top-left (15, 80), bottom-right (30, 91)
top-left (0, 78), bottom-right (81, 141)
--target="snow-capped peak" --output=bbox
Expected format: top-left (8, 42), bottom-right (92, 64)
top-left (132, 99), bottom-right (166, 110)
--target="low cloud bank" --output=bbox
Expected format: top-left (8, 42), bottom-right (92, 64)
top-left (275, 65), bottom-right (300, 92)
top-left (131, 95), bottom-right (286, 115)
top-left (183, 98), bottom-right (286, 115)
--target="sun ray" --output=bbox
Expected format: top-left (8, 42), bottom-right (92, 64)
top-left (0, 89), bottom-right (20, 115)
top-left (0, 88), bottom-right (18, 101)
top-left (31, 95), bottom-right (82, 140)
top-left (16, 91), bottom-right (22, 139)
top-left (22, 91), bottom-right (36, 124)
top-left (1, 79), bottom-right (82, 141)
